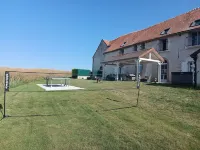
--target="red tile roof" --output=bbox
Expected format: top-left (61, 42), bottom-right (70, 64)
top-left (105, 8), bottom-right (200, 53)
top-left (103, 48), bottom-right (164, 63)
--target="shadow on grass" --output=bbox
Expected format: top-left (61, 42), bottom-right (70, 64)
top-left (0, 110), bottom-right (3, 121)
top-left (106, 98), bottom-right (121, 102)
top-left (8, 87), bottom-right (138, 93)
top-left (102, 105), bottom-right (137, 112)
top-left (146, 83), bottom-right (199, 90)
top-left (6, 114), bottom-right (67, 118)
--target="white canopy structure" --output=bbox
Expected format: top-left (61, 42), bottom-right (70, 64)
top-left (101, 48), bottom-right (165, 88)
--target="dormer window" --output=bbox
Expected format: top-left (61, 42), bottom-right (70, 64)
top-left (190, 19), bottom-right (200, 27)
top-left (120, 42), bottom-right (127, 47)
top-left (119, 49), bottom-right (124, 55)
top-left (160, 28), bottom-right (170, 35)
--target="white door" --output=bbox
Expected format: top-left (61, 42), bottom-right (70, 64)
top-left (161, 62), bottom-right (168, 83)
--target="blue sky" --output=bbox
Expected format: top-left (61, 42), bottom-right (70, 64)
top-left (0, 0), bottom-right (199, 71)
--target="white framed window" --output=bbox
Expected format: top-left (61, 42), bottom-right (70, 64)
top-left (119, 49), bottom-right (124, 55)
top-left (190, 32), bottom-right (200, 46)
top-left (161, 60), bottom-right (168, 82)
top-left (160, 28), bottom-right (170, 35)
top-left (133, 45), bottom-right (137, 51)
top-left (159, 39), bottom-right (168, 51)
top-left (140, 43), bottom-right (145, 50)
top-left (190, 19), bottom-right (200, 27)
top-left (120, 42), bottom-right (127, 47)
top-left (188, 31), bottom-right (200, 46)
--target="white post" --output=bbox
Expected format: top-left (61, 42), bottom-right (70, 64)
top-left (149, 53), bottom-right (152, 59)
top-left (120, 65), bottom-right (123, 81)
top-left (116, 62), bottom-right (119, 81)
top-left (136, 60), bottom-right (138, 81)
top-left (136, 59), bottom-right (141, 88)
top-left (158, 62), bottom-right (161, 83)
top-left (191, 63), bottom-right (195, 85)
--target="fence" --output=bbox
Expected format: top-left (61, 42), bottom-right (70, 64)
top-left (171, 72), bottom-right (193, 85)
top-left (1, 71), bottom-right (141, 118)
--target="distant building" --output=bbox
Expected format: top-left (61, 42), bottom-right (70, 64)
top-left (72, 69), bottom-right (90, 79)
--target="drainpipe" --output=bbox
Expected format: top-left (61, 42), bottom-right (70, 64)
top-left (116, 62), bottom-right (119, 81)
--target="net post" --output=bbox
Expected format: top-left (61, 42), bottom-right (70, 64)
top-left (136, 59), bottom-right (141, 106)
top-left (3, 71), bottom-right (10, 118)
top-left (3, 90), bottom-right (6, 118)
top-left (136, 59), bottom-right (141, 89)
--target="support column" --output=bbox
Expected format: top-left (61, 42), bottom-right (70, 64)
top-left (158, 62), bottom-right (161, 83)
top-left (116, 62), bottom-right (119, 81)
top-left (102, 64), bottom-right (106, 80)
top-left (120, 65), bottom-right (123, 81)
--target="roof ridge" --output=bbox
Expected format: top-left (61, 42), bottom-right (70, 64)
top-left (109, 32), bottom-right (133, 42)
top-left (108, 7), bottom-right (200, 43)
top-left (189, 7), bottom-right (200, 12)
top-left (104, 7), bottom-right (200, 52)
top-left (150, 7), bottom-right (200, 26)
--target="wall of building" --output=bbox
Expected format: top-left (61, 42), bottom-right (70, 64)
top-left (92, 40), bottom-right (108, 75)
top-left (77, 76), bottom-right (90, 80)
top-left (141, 40), bottom-right (160, 81)
top-left (104, 47), bottom-right (137, 77)
top-left (103, 42), bottom-right (161, 80)
top-left (103, 50), bottom-right (118, 77)
top-left (154, 34), bottom-right (186, 82)
top-left (93, 31), bottom-right (200, 82)
top-left (122, 46), bottom-right (136, 75)
top-left (197, 53), bottom-right (200, 86)
top-left (167, 32), bottom-right (200, 82)
top-left (151, 32), bottom-right (200, 82)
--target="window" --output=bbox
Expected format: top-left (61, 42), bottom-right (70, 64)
top-left (190, 32), bottom-right (200, 46)
top-left (188, 61), bottom-right (194, 72)
top-left (190, 19), bottom-right (200, 27)
top-left (160, 39), bottom-right (168, 51)
top-left (161, 60), bottom-right (168, 82)
top-left (133, 45), bottom-right (137, 51)
top-left (135, 64), bottom-right (143, 73)
top-left (140, 64), bottom-right (143, 73)
top-left (120, 42), bottom-right (127, 47)
top-left (160, 28), bottom-right (170, 35)
top-left (140, 43), bottom-right (145, 50)
top-left (119, 49), bottom-right (124, 55)
top-left (99, 66), bottom-right (103, 71)
top-left (192, 32), bottom-right (198, 45)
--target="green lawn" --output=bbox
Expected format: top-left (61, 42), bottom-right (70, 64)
top-left (0, 80), bottom-right (200, 150)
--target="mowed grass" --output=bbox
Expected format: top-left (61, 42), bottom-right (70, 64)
top-left (0, 79), bottom-right (200, 150)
